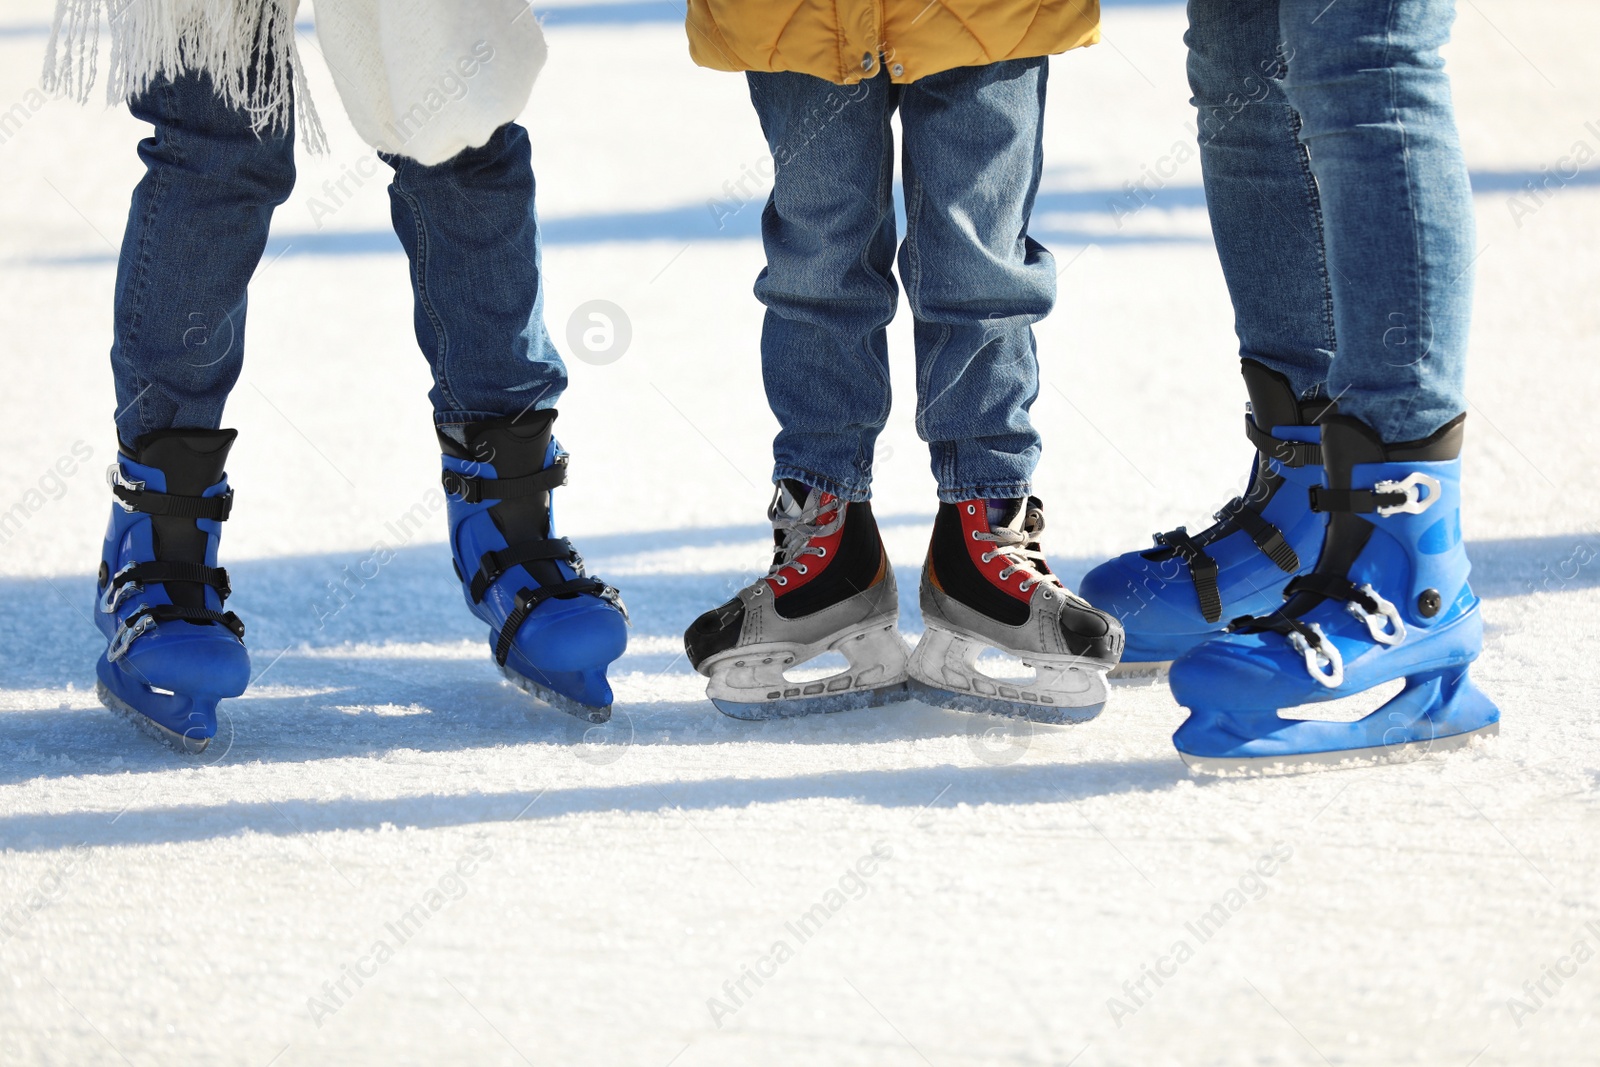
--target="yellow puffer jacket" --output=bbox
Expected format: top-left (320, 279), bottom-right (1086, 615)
top-left (685, 1), bottom-right (1100, 85)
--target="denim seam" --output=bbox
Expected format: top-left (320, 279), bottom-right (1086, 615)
top-left (1291, 105), bottom-right (1338, 362)
top-left (1384, 0), bottom-right (1426, 440)
top-left (124, 81), bottom-right (183, 439)
top-left (391, 171), bottom-right (458, 413)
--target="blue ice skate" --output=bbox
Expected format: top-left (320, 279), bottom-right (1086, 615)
top-left (95, 430), bottom-right (249, 752)
top-left (1168, 413), bottom-right (1499, 774)
top-left (441, 410), bottom-right (627, 723)
top-left (1079, 361), bottom-right (1330, 680)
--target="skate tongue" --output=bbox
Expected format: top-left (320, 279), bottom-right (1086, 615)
top-left (987, 498), bottom-right (1026, 532)
top-left (775, 479), bottom-right (812, 520)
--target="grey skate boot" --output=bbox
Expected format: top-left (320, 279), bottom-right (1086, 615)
top-left (685, 481), bottom-right (911, 720)
top-left (910, 498), bottom-right (1123, 723)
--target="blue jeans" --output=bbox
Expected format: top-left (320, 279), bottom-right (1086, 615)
top-left (110, 70), bottom-right (564, 445)
top-left (1187, 0), bottom-right (1474, 443)
top-left (746, 59), bottom-right (1053, 504)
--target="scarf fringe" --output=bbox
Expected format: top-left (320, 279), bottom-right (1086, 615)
top-left (42, 0), bottom-right (327, 152)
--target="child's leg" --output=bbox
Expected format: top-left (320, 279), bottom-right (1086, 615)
top-left (382, 127), bottom-right (626, 720)
top-left (681, 71), bottom-right (913, 720)
top-left (1278, 0), bottom-right (1473, 443)
top-left (1186, 0), bottom-right (1336, 397)
top-left (745, 71), bottom-right (899, 503)
top-left (113, 72), bottom-right (296, 444)
top-left (896, 57), bottom-right (1052, 503)
top-left (898, 58), bottom-right (1125, 721)
top-left (381, 123), bottom-right (566, 432)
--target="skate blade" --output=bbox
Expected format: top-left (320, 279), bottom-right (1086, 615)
top-left (497, 664), bottom-right (611, 725)
top-left (713, 682), bottom-right (911, 721)
top-left (95, 680), bottom-right (212, 755)
top-left (1179, 721), bottom-right (1500, 777)
top-left (907, 679), bottom-right (1103, 725)
top-left (1108, 660), bottom-right (1171, 685)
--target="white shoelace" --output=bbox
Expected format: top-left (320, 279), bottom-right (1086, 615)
top-left (974, 503), bottom-right (1069, 597)
top-left (765, 485), bottom-right (843, 586)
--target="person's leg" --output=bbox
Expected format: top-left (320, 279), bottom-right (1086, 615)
top-left (1165, 0), bottom-right (1495, 772)
top-left (1078, 2), bottom-right (1337, 671)
top-left (746, 70), bottom-right (899, 503)
top-left (1278, 0), bottom-right (1473, 441)
top-left (381, 123), bottom-right (566, 433)
top-left (897, 58), bottom-right (1124, 722)
top-left (112, 72), bottom-right (296, 443)
top-left (98, 70), bottom-right (293, 748)
top-left (683, 71), bottom-right (913, 721)
top-left (1186, 0), bottom-right (1335, 397)
top-left (897, 57), bottom-right (1052, 503)
top-left (383, 125), bottom-right (625, 719)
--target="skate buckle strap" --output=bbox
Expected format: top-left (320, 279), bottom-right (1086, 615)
top-left (1244, 418), bottom-right (1322, 468)
top-left (1287, 622), bottom-right (1343, 688)
top-left (469, 538), bottom-right (576, 602)
top-left (108, 465), bottom-right (233, 520)
top-left (1153, 526), bottom-right (1222, 623)
top-left (1345, 583), bottom-right (1407, 646)
top-left (442, 456), bottom-right (568, 505)
top-left (1215, 498), bottom-right (1300, 573)
top-left (1309, 472), bottom-right (1439, 517)
top-left (107, 604), bottom-right (245, 662)
top-left (1372, 473), bottom-right (1441, 517)
top-left (98, 561), bottom-right (232, 614)
top-left (1281, 572), bottom-right (1407, 648)
top-left (493, 576), bottom-right (611, 666)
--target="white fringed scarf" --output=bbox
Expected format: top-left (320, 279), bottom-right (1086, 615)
top-left (43, 0), bottom-right (327, 150)
top-left (39, 0), bottom-right (548, 164)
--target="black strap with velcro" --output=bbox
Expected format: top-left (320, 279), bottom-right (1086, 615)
top-left (470, 538), bottom-right (575, 602)
top-left (125, 603), bottom-right (245, 641)
top-left (494, 577), bottom-right (608, 666)
top-left (441, 459), bottom-right (567, 505)
top-left (1154, 528), bottom-right (1222, 623)
top-left (1282, 572), bottom-right (1380, 614)
top-left (1244, 417), bottom-right (1322, 468)
top-left (110, 561), bottom-right (232, 600)
top-left (1308, 486), bottom-right (1407, 514)
top-left (114, 483), bottom-right (233, 521)
top-left (1220, 501), bottom-right (1300, 573)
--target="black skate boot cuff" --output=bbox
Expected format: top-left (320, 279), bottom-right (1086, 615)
top-left (1240, 360), bottom-right (1306, 434)
top-left (121, 429), bottom-right (238, 613)
top-left (125, 428), bottom-right (238, 495)
top-left (437, 408), bottom-right (559, 464)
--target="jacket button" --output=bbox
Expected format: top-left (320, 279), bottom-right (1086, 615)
top-left (861, 52), bottom-right (874, 72)
top-left (891, 63), bottom-right (905, 77)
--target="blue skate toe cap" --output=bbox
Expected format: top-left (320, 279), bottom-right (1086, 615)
top-left (117, 621), bottom-right (251, 698)
top-left (505, 597), bottom-right (628, 674)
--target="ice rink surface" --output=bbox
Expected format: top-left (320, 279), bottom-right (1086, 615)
top-left (1, 1), bottom-right (1597, 1063)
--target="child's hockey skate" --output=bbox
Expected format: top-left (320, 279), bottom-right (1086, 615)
top-left (910, 498), bottom-right (1123, 723)
top-left (685, 481), bottom-right (910, 719)
top-left (95, 429), bottom-right (249, 752)
top-left (442, 410), bottom-right (628, 724)
top-left (1168, 413), bottom-right (1499, 774)
top-left (1079, 360), bottom-right (1329, 680)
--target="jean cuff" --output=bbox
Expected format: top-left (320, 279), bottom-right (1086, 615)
top-left (772, 464), bottom-right (872, 503)
top-left (433, 408), bottom-right (550, 428)
top-left (936, 481), bottom-right (1032, 505)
